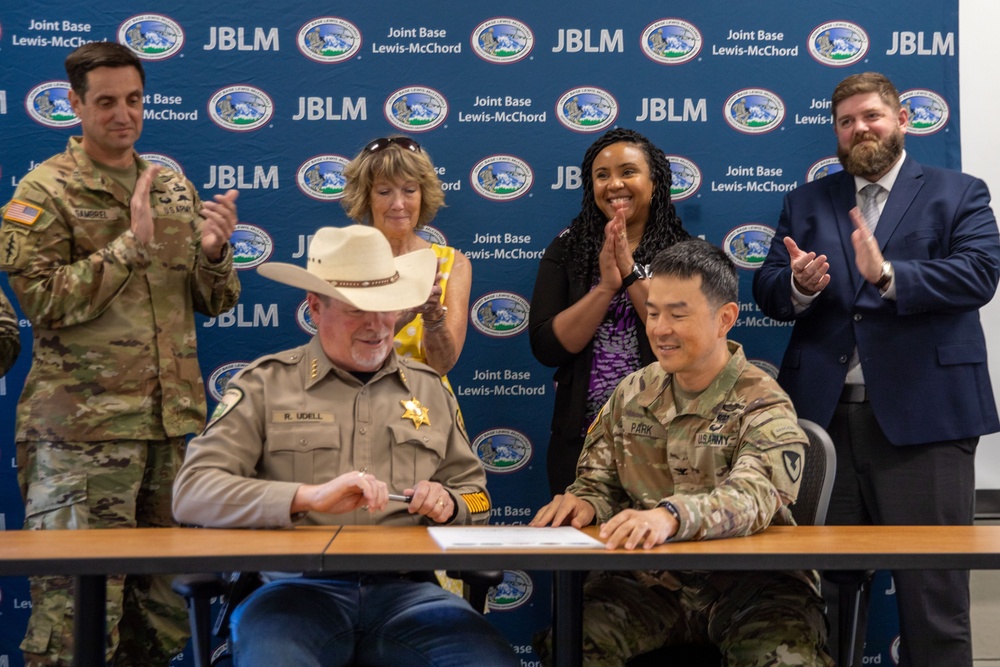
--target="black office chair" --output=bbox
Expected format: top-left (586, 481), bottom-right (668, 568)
top-left (797, 419), bottom-right (874, 667)
top-left (791, 419), bottom-right (836, 527)
top-left (627, 419), bottom-right (838, 667)
top-left (173, 568), bottom-right (503, 667)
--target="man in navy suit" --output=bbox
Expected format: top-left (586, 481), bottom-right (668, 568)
top-left (754, 71), bottom-right (1000, 667)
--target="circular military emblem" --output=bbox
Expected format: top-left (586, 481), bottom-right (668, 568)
top-left (415, 224), bottom-right (447, 246)
top-left (208, 362), bottom-right (248, 401)
top-left (471, 18), bottom-right (534, 64)
top-left (664, 155), bottom-right (701, 202)
top-left (470, 155), bottom-right (533, 202)
top-left (296, 299), bottom-right (317, 336)
top-left (140, 153), bottom-right (184, 175)
top-left (384, 86), bottom-right (448, 133)
top-left (297, 17), bottom-right (362, 63)
top-left (723, 224), bottom-right (775, 270)
top-left (470, 292), bottom-right (530, 338)
top-left (474, 428), bottom-right (533, 474)
top-left (749, 359), bottom-right (779, 379)
top-left (806, 157), bottom-right (843, 182)
top-left (296, 155), bottom-right (349, 201)
top-left (118, 14), bottom-right (185, 60)
top-left (230, 224), bottom-right (274, 270)
top-left (556, 87), bottom-right (618, 133)
top-left (487, 570), bottom-right (534, 611)
top-left (641, 19), bottom-right (702, 65)
top-left (25, 82), bottom-right (78, 128)
top-left (807, 21), bottom-right (869, 67)
top-left (900, 89), bottom-right (949, 136)
top-left (208, 85), bottom-right (274, 132)
top-left (723, 88), bottom-right (785, 134)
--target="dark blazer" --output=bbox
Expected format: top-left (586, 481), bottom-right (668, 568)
top-left (753, 155), bottom-right (1000, 445)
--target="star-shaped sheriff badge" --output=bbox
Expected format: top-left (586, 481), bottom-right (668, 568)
top-left (400, 398), bottom-right (431, 429)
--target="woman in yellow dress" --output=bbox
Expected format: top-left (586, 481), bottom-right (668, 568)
top-left (342, 136), bottom-right (471, 379)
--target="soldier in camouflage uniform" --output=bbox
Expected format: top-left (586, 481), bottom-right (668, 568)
top-left (531, 239), bottom-right (831, 667)
top-left (0, 287), bottom-right (20, 377)
top-left (0, 43), bottom-right (241, 667)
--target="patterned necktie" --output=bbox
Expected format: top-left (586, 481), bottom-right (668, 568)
top-left (847, 183), bottom-right (885, 380)
top-left (860, 183), bottom-right (883, 233)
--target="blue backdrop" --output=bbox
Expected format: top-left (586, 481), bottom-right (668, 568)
top-left (1, 2), bottom-right (957, 664)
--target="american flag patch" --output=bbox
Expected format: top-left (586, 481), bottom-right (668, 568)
top-left (4, 200), bottom-right (43, 226)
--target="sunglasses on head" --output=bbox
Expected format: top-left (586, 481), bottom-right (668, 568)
top-left (364, 137), bottom-right (422, 154)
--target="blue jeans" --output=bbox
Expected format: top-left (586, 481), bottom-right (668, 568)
top-left (230, 574), bottom-right (519, 666)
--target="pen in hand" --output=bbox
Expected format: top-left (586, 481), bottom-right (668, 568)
top-left (388, 494), bottom-right (414, 503)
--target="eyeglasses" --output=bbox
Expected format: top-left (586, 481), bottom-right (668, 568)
top-left (363, 137), bottom-right (422, 154)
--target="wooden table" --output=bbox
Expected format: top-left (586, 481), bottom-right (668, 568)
top-left (0, 527), bottom-right (340, 667)
top-left (323, 524), bottom-right (1000, 667)
top-left (4, 524), bottom-right (1000, 667)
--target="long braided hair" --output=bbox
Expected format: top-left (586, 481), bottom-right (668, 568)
top-left (565, 128), bottom-right (689, 284)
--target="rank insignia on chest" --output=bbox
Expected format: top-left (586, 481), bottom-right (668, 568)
top-left (400, 397), bottom-right (431, 429)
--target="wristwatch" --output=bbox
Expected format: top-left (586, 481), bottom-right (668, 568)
top-left (875, 260), bottom-right (894, 291)
top-left (621, 263), bottom-right (648, 289)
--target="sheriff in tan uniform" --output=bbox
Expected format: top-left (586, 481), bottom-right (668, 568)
top-left (172, 225), bottom-right (518, 667)
top-left (532, 239), bottom-right (830, 667)
top-left (173, 336), bottom-right (490, 528)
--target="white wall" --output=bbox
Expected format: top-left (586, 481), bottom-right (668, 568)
top-left (960, 0), bottom-right (1000, 489)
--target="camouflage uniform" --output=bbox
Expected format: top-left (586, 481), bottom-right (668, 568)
top-left (0, 137), bottom-right (241, 667)
top-left (540, 342), bottom-right (831, 667)
top-left (0, 286), bottom-right (20, 377)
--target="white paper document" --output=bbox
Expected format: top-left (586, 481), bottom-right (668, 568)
top-left (428, 526), bottom-right (604, 549)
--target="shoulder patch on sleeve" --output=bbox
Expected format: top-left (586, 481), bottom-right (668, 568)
top-left (3, 200), bottom-right (44, 227)
top-left (782, 450), bottom-right (803, 483)
top-left (205, 388), bottom-right (243, 430)
top-left (755, 418), bottom-right (806, 448)
top-left (461, 491), bottom-right (491, 514)
top-left (587, 404), bottom-right (606, 434)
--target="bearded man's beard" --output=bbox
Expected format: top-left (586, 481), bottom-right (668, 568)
top-left (838, 128), bottom-right (904, 178)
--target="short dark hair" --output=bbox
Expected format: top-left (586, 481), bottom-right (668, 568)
top-left (831, 71), bottom-right (900, 122)
top-left (649, 239), bottom-right (737, 309)
top-left (65, 43), bottom-right (145, 100)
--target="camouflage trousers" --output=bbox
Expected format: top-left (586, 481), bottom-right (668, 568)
top-left (536, 570), bottom-right (832, 667)
top-left (17, 438), bottom-right (191, 667)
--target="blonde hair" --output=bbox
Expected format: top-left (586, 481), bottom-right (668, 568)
top-left (341, 138), bottom-right (445, 227)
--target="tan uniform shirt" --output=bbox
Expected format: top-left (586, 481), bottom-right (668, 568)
top-left (0, 137), bottom-right (241, 441)
top-left (173, 336), bottom-right (491, 528)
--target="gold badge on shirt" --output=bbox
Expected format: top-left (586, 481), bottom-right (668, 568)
top-left (400, 397), bottom-right (431, 429)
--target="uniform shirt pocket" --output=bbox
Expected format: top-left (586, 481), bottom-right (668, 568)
top-left (265, 419), bottom-right (343, 484)
top-left (387, 424), bottom-right (447, 491)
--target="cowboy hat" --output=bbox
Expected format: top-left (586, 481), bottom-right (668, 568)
top-left (257, 225), bottom-right (435, 311)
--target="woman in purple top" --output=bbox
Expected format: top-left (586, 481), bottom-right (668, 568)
top-left (529, 128), bottom-right (690, 495)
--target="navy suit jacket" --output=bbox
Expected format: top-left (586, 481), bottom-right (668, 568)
top-left (753, 155), bottom-right (1000, 445)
